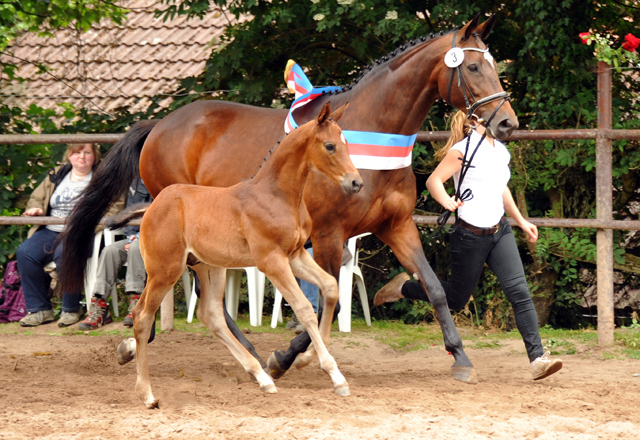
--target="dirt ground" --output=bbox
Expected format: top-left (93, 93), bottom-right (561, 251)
top-left (1, 321), bottom-right (638, 440)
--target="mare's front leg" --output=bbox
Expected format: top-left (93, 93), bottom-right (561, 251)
top-left (376, 218), bottom-right (477, 384)
top-left (195, 265), bottom-right (276, 393)
top-left (264, 254), bottom-right (349, 396)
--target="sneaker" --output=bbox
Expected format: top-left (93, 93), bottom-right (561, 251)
top-left (373, 272), bottom-right (410, 306)
top-left (294, 323), bottom-right (305, 335)
top-left (19, 310), bottom-right (55, 327)
top-left (79, 297), bottom-right (112, 330)
top-left (531, 351), bottom-right (563, 380)
top-left (123, 294), bottom-right (140, 327)
top-left (57, 310), bottom-right (83, 327)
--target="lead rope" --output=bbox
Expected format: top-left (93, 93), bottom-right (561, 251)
top-left (436, 97), bottom-right (508, 229)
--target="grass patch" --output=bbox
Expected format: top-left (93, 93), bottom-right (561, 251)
top-left (472, 340), bottom-right (502, 350)
top-left (2, 312), bottom-right (639, 361)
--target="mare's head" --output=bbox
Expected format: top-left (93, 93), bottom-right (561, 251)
top-left (435, 14), bottom-right (518, 139)
top-left (304, 102), bottom-right (363, 195)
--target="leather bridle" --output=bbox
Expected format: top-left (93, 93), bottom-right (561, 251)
top-left (445, 30), bottom-right (510, 125)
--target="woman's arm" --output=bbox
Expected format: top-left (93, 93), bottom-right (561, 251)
top-left (426, 149), bottom-right (465, 212)
top-left (24, 176), bottom-right (50, 216)
top-left (503, 187), bottom-right (538, 243)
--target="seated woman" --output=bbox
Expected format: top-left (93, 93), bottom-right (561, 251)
top-left (16, 143), bottom-right (122, 327)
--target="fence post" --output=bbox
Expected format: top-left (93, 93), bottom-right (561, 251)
top-left (596, 61), bottom-right (614, 346)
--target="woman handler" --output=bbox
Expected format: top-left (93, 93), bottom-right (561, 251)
top-left (374, 111), bottom-right (562, 381)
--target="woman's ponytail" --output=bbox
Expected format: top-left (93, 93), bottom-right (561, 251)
top-left (434, 110), bottom-right (470, 161)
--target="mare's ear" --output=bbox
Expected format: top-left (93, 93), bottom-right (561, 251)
top-left (476, 15), bottom-right (496, 41)
top-left (330, 102), bottom-right (349, 122)
top-left (460, 12), bottom-right (481, 42)
top-left (317, 102), bottom-right (332, 125)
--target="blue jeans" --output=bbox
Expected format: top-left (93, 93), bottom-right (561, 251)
top-left (403, 222), bottom-right (543, 362)
top-left (298, 247), bottom-right (319, 313)
top-left (16, 228), bottom-right (82, 313)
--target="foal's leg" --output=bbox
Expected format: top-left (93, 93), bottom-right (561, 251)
top-left (134, 276), bottom-right (178, 408)
top-left (192, 271), bottom-right (266, 368)
top-left (265, 256), bottom-right (349, 396)
top-left (266, 239), bottom-right (344, 380)
top-left (285, 249), bottom-right (340, 370)
top-left (195, 265), bottom-right (276, 394)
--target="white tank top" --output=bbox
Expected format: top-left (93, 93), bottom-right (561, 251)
top-left (451, 130), bottom-right (511, 228)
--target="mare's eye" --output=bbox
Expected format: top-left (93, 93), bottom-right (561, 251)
top-left (324, 142), bottom-right (336, 153)
top-left (468, 64), bottom-right (479, 73)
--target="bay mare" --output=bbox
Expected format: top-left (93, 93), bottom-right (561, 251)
top-left (62, 15), bottom-right (518, 384)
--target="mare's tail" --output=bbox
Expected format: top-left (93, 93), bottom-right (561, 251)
top-left (104, 203), bottom-right (150, 230)
top-left (60, 120), bottom-right (160, 294)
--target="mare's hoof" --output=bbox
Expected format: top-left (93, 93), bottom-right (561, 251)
top-left (266, 351), bottom-right (287, 380)
top-left (451, 366), bottom-right (478, 384)
top-left (260, 383), bottom-right (278, 394)
top-left (116, 338), bottom-right (136, 365)
top-left (334, 383), bottom-right (350, 397)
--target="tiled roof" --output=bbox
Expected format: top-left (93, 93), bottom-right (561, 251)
top-left (0, 0), bottom-right (233, 115)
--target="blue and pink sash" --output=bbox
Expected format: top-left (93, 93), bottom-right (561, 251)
top-left (284, 60), bottom-right (417, 170)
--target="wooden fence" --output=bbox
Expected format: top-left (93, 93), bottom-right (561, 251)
top-left (2, 63), bottom-right (640, 342)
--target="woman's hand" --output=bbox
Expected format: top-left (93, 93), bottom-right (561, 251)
top-left (124, 235), bottom-right (137, 252)
top-left (24, 208), bottom-right (44, 216)
top-left (442, 195), bottom-right (464, 212)
top-left (519, 220), bottom-right (538, 243)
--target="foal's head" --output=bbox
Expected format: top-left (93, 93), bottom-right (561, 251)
top-left (434, 14), bottom-right (519, 140)
top-left (306, 102), bottom-right (363, 195)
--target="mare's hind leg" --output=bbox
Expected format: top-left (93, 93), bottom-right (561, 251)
top-left (264, 255), bottom-right (349, 396)
top-left (195, 265), bottom-right (276, 394)
top-left (376, 218), bottom-right (476, 383)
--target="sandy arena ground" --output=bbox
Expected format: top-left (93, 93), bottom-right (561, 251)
top-left (1, 321), bottom-right (638, 440)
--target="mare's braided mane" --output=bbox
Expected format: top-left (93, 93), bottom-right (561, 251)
top-left (326, 28), bottom-right (456, 96)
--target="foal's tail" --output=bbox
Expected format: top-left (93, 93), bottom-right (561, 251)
top-left (60, 120), bottom-right (160, 294)
top-left (104, 203), bottom-right (150, 230)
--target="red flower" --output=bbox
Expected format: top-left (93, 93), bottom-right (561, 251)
top-left (579, 32), bottom-right (591, 44)
top-left (622, 33), bottom-right (640, 53)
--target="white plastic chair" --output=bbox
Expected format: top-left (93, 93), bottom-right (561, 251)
top-left (337, 233), bottom-right (371, 332)
top-left (103, 228), bottom-right (191, 318)
top-left (270, 233), bottom-right (372, 332)
top-left (187, 267), bottom-right (266, 327)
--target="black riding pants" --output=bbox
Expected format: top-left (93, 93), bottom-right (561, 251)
top-left (403, 222), bottom-right (544, 362)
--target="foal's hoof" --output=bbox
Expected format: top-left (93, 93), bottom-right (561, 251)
top-left (451, 365), bottom-right (478, 384)
top-left (116, 338), bottom-right (136, 365)
top-left (266, 351), bottom-right (287, 380)
top-left (260, 383), bottom-right (278, 394)
top-left (334, 383), bottom-right (350, 397)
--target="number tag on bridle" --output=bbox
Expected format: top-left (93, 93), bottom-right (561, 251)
top-left (444, 48), bottom-right (464, 68)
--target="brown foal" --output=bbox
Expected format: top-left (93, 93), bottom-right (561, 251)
top-left (110, 103), bottom-right (362, 408)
